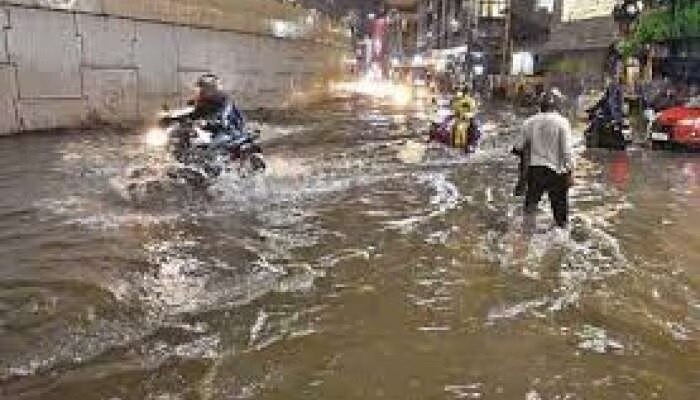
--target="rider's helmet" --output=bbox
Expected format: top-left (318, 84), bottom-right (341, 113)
top-left (195, 73), bottom-right (221, 92)
top-left (539, 88), bottom-right (563, 113)
top-left (454, 89), bottom-right (477, 119)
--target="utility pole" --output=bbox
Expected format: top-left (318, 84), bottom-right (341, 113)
top-left (501, 0), bottom-right (511, 81)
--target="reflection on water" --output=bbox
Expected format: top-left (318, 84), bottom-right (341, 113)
top-left (0, 100), bottom-right (698, 399)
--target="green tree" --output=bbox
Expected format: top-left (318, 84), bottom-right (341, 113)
top-left (619, 1), bottom-right (700, 57)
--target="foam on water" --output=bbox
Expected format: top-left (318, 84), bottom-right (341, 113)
top-left (384, 172), bottom-right (462, 233)
top-left (478, 175), bottom-right (629, 324)
top-left (9, 101), bottom-right (699, 398)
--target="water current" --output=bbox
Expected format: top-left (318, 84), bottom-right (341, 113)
top-left (0, 98), bottom-right (698, 399)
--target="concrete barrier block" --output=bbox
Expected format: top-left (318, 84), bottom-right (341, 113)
top-left (8, 7), bottom-right (82, 98)
top-left (77, 14), bottom-right (136, 68)
top-left (138, 93), bottom-right (180, 118)
top-left (176, 2), bottom-right (230, 31)
top-left (18, 98), bottom-right (86, 131)
top-left (217, 10), bottom-right (267, 35)
top-left (206, 31), bottom-right (238, 74)
top-left (175, 26), bottom-right (209, 71)
top-left (83, 68), bottom-right (138, 122)
top-left (134, 22), bottom-right (177, 96)
top-left (172, 1), bottom-right (278, 35)
top-left (0, 65), bottom-right (19, 135)
top-left (1, 10), bottom-right (8, 63)
top-left (102, 0), bottom-right (178, 24)
top-left (227, 72), bottom-right (257, 107)
top-left (219, 71), bottom-right (243, 95)
top-left (4, 1), bottom-right (103, 13)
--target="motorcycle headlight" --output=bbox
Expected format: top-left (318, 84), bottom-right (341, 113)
top-left (144, 127), bottom-right (170, 147)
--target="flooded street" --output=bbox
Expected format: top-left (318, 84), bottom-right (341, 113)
top-left (0, 98), bottom-right (698, 400)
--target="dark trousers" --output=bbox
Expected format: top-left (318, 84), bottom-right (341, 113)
top-left (513, 149), bottom-right (529, 196)
top-left (525, 166), bottom-right (569, 228)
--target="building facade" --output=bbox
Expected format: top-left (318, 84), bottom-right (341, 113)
top-left (417, 0), bottom-right (496, 52)
top-left (541, 0), bottom-right (620, 91)
top-left (386, 6), bottom-right (420, 65)
top-left (415, 0), bottom-right (523, 75)
top-left (557, 0), bottom-right (617, 22)
top-left (412, 0), bottom-right (620, 83)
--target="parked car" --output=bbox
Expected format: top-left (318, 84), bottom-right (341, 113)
top-left (648, 97), bottom-right (700, 150)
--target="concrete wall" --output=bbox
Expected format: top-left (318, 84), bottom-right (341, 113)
top-left (0, 1), bottom-right (349, 134)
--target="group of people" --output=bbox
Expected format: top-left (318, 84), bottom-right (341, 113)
top-left (428, 86), bottom-right (575, 229)
top-left (196, 73), bottom-right (576, 230)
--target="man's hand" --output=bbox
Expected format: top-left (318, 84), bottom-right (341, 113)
top-left (564, 172), bottom-right (575, 188)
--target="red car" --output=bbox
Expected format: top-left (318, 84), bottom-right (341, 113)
top-left (649, 98), bottom-right (700, 150)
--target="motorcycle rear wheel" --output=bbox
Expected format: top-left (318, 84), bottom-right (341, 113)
top-left (250, 153), bottom-right (266, 172)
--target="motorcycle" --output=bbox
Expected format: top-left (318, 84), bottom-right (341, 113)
top-left (428, 115), bottom-right (453, 145)
top-left (428, 113), bottom-right (481, 154)
top-left (584, 108), bottom-right (631, 150)
top-left (155, 107), bottom-right (266, 187)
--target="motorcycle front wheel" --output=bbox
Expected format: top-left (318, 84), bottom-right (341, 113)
top-left (250, 153), bottom-right (266, 172)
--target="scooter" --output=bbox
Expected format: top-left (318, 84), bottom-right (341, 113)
top-left (428, 114), bottom-right (482, 153)
top-left (584, 109), bottom-right (631, 150)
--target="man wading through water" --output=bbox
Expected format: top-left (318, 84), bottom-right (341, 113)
top-left (514, 89), bottom-right (575, 230)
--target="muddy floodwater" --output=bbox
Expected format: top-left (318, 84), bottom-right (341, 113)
top-left (0, 99), bottom-right (698, 399)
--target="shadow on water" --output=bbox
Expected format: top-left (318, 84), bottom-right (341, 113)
top-left (0, 99), bottom-right (698, 399)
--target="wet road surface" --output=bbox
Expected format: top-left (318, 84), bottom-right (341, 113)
top-left (0, 98), bottom-right (699, 399)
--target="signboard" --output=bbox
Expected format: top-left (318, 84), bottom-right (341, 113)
top-left (561, 0), bottom-right (616, 22)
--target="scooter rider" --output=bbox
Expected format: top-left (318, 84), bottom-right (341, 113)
top-left (586, 77), bottom-right (624, 137)
top-left (188, 73), bottom-right (245, 146)
top-left (452, 87), bottom-right (477, 118)
top-left (452, 87), bottom-right (481, 152)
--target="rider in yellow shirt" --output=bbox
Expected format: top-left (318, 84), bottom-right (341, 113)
top-left (452, 91), bottom-right (477, 119)
top-left (450, 88), bottom-right (480, 151)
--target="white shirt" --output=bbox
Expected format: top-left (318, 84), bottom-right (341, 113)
top-left (516, 112), bottom-right (574, 174)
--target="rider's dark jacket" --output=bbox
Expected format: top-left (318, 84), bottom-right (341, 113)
top-left (189, 91), bottom-right (245, 133)
top-left (592, 83), bottom-right (623, 122)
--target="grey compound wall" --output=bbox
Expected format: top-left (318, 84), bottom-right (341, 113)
top-left (0, 0), bottom-right (349, 134)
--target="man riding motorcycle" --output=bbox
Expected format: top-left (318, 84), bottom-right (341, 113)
top-left (159, 73), bottom-right (265, 176)
top-left (585, 78), bottom-right (624, 138)
top-left (186, 73), bottom-right (246, 147)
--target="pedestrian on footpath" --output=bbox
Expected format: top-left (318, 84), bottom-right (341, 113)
top-left (514, 89), bottom-right (575, 230)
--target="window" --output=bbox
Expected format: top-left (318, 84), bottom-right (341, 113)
top-left (479, 0), bottom-right (506, 18)
top-left (537, 0), bottom-right (554, 13)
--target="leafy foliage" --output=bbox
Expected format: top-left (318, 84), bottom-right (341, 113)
top-left (618, 2), bottom-right (700, 57)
